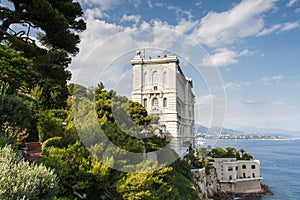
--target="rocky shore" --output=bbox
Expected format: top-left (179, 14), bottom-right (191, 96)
top-left (211, 184), bottom-right (273, 200)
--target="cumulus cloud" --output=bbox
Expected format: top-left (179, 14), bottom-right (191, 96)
top-left (71, 14), bottom-right (203, 87)
top-left (201, 48), bottom-right (252, 67)
top-left (121, 14), bottom-right (141, 24)
top-left (191, 0), bottom-right (277, 47)
top-left (287, 0), bottom-right (298, 7)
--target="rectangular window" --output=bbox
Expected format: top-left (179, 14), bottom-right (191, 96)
top-left (236, 166), bottom-right (238, 171)
top-left (251, 165), bottom-right (256, 169)
top-left (242, 165), bottom-right (246, 169)
top-left (228, 166), bottom-right (233, 171)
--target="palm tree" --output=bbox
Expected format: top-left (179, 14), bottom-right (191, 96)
top-left (239, 148), bottom-right (246, 157)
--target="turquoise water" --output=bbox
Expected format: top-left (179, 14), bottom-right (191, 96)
top-left (216, 139), bottom-right (300, 200)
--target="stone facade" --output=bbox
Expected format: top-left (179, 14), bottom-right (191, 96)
top-left (209, 157), bottom-right (262, 193)
top-left (131, 51), bottom-right (195, 157)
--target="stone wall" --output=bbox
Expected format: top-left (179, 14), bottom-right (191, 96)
top-left (220, 179), bottom-right (262, 193)
top-left (234, 179), bottom-right (262, 193)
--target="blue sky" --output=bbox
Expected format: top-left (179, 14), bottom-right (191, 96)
top-left (69, 0), bottom-right (300, 131)
top-left (2, 0), bottom-right (299, 131)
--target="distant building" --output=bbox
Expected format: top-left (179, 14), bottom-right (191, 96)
top-left (131, 50), bottom-right (195, 157)
top-left (208, 157), bottom-right (262, 193)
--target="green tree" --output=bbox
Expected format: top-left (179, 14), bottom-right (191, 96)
top-left (0, 145), bottom-right (58, 200)
top-left (0, 0), bottom-right (86, 109)
top-left (42, 141), bottom-right (113, 199)
top-left (208, 147), bottom-right (226, 158)
top-left (116, 166), bottom-right (174, 200)
top-left (0, 93), bottom-right (32, 145)
top-left (0, 45), bottom-right (34, 93)
top-left (128, 101), bottom-right (151, 126)
top-left (0, 0), bottom-right (85, 53)
top-left (36, 109), bottom-right (66, 142)
top-left (225, 147), bottom-right (238, 158)
top-left (241, 152), bottom-right (253, 160)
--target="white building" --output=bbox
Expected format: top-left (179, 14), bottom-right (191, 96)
top-left (209, 157), bottom-right (262, 193)
top-left (131, 51), bottom-right (195, 157)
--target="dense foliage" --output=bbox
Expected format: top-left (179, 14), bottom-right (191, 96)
top-left (39, 84), bottom-right (201, 199)
top-left (208, 146), bottom-right (253, 160)
top-left (0, 145), bottom-right (58, 200)
top-left (0, 0), bottom-right (86, 109)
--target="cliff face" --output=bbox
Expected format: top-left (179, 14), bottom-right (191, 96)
top-left (191, 168), bottom-right (207, 199)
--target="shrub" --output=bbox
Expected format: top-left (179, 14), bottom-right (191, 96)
top-left (42, 137), bottom-right (63, 150)
top-left (0, 145), bottom-right (59, 200)
top-left (37, 110), bottom-right (64, 142)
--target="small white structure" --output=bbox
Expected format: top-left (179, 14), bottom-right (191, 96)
top-left (131, 51), bottom-right (195, 157)
top-left (209, 157), bottom-right (262, 193)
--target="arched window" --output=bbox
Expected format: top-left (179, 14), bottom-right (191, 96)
top-left (152, 71), bottom-right (158, 83)
top-left (163, 71), bottom-right (167, 85)
top-left (163, 98), bottom-right (167, 107)
top-left (143, 98), bottom-right (147, 107)
top-left (143, 72), bottom-right (147, 85)
top-left (152, 98), bottom-right (158, 107)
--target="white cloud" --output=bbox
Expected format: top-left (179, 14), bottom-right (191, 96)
top-left (121, 14), bottom-right (141, 24)
top-left (272, 75), bottom-right (283, 81)
top-left (256, 24), bottom-right (282, 36)
top-left (71, 14), bottom-right (203, 87)
top-left (85, 8), bottom-right (109, 19)
top-left (287, 0), bottom-right (297, 7)
top-left (260, 75), bottom-right (283, 85)
top-left (201, 48), bottom-right (252, 67)
top-left (224, 81), bottom-right (251, 90)
top-left (147, 0), bottom-right (153, 9)
top-left (196, 1), bottom-right (202, 7)
top-left (280, 21), bottom-right (299, 32)
top-left (77, 0), bottom-right (121, 10)
top-left (191, 0), bottom-right (277, 47)
top-left (129, 0), bottom-right (141, 8)
top-left (167, 6), bottom-right (193, 19)
top-left (257, 21), bottom-right (300, 36)
top-left (225, 82), bottom-right (241, 90)
top-left (154, 3), bottom-right (164, 7)
top-left (196, 95), bottom-right (215, 106)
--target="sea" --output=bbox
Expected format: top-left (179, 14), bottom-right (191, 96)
top-left (216, 139), bottom-right (300, 200)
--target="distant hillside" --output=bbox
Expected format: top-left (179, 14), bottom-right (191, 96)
top-left (236, 127), bottom-right (300, 138)
top-left (195, 124), bottom-right (244, 136)
top-left (195, 125), bottom-right (300, 139)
